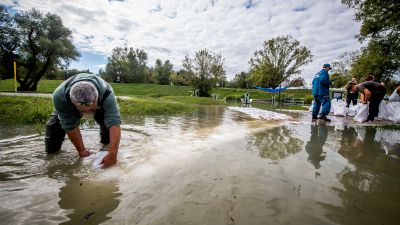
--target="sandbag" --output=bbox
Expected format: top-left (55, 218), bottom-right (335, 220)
top-left (389, 90), bottom-right (400, 102)
top-left (346, 103), bottom-right (359, 117)
top-left (387, 102), bottom-right (400, 123)
top-left (354, 103), bottom-right (369, 122)
top-left (377, 101), bottom-right (391, 120)
top-left (330, 99), bottom-right (336, 113)
top-left (332, 99), bottom-right (346, 117)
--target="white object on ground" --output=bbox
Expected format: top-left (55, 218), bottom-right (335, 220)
top-left (377, 101), bottom-right (391, 120)
top-left (332, 99), bottom-right (346, 117)
top-left (387, 102), bottom-right (400, 123)
top-left (389, 89), bottom-right (400, 102)
top-left (228, 106), bottom-right (291, 120)
top-left (354, 103), bottom-right (369, 123)
top-left (93, 151), bottom-right (108, 169)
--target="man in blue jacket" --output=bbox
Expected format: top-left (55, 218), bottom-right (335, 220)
top-left (312, 64), bottom-right (332, 121)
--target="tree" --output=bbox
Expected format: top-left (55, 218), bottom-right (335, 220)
top-left (103, 47), bottom-right (149, 83)
top-left (169, 69), bottom-right (194, 86)
top-left (248, 36), bottom-right (312, 88)
top-left (182, 49), bottom-right (225, 97)
top-left (13, 9), bottom-right (79, 91)
top-left (232, 71), bottom-right (251, 89)
top-left (342, 0), bottom-right (400, 79)
top-left (332, 51), bottom-right (359, 76)
top-left (289, 77), bottom-right (306, 87)
top-left (350, 39), bottom-right (399, 81)
top-left (0, 6), bottom-right (20, 80)
top-left (153, 59), bottom-right (173, 85)
top-left (104, 47), bottom-right (130, 83)
top-left (45, 67), bottom-right (92, 80)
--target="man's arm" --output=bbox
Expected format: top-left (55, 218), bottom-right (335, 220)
top-left (361, 89), bottom-right (371, 104)
top-left (101, 125), bottom-right (121, 168)
top-left (67, 126), bottom-right (91, 157)
top-left (320, 71), bottom-right (332, 86)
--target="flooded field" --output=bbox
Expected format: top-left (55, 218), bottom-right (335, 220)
top-left (1, 106), bottom-right (400, 225)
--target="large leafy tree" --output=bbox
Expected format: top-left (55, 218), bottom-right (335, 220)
top-left (342, 0), bottom-right (400, 79)
top-left (182, 49), bottom-right (225, 97)
top-left (153, 59), bottom-right (173, 85)
top-left (0, 6), bottom-right (20, 80)
top-left (232, 71), bottom-right (251, 89)
top-left (169, 69), bottom-right (194, 86)
top-left (14, 9), bottom-right (79, 91)
top-left (103, 47), bottom-right (148, 83)
top-left (248, 36), bottom-right (312, 88)
top-left (289, 77), bottom-right (306, 87)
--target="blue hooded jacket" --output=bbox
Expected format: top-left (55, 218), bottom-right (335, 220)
top-left (312, 69), bottom-right (331, 96)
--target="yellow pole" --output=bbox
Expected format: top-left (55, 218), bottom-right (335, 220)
top-left (14, 61), bottom-right (17, 92)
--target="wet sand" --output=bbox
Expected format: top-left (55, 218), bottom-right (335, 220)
top-left (1, 107), bottom-right (400, 225)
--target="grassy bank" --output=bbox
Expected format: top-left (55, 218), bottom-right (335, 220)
top-left (0, 79), bottom-right (313, 126)
top-left (0, 79), bottom-right (313, 102)
top-left (0, 96), bottom-right (195, 125)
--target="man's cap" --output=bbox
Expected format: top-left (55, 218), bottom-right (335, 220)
top-left (323, 63), bottom-right (331, 68)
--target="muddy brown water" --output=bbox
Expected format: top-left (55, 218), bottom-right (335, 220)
top-left (1, 106), bottom-right (400, 225)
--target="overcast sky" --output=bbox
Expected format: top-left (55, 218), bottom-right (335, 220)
top-left (2, 0), bottom-right (362, 84)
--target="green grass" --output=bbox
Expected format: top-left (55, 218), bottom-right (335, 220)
top-left (0, 79), bottom-right (313, 101)
top-left (0, 96), bottom-right (195, 125)
top-left (0, 79), bottom-right (314, 126)
top-left (0, 96), bottom-right (53, 124)
top-left (118, 97), bottom-right (194, 116)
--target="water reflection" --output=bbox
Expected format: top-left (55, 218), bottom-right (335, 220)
top-left (325, 126), bottom-right (400, 225)
top-left (338, 126), bottom-right (386, 163)
top-left (305, 124), bottom-right (328, 169)
top-left (2, 108), bottom-right (400, 225)
top-left (58, 175), bottom-right (121, 225)
top-left (249, 126), bottom-right (303, 160)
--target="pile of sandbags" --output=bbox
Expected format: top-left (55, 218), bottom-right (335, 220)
top-left (309, 99), bottom-right (400, 123)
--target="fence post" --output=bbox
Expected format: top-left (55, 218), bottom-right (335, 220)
top-left (14, 61), bottom-right (17, 92)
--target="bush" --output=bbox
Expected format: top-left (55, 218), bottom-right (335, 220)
top-left (224, 95), bottom-right (240, 101)
top-left (304, 95), bottom-right (314, 104)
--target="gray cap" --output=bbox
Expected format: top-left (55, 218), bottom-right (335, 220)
top-left (70, 81), bottom-right (98, 106)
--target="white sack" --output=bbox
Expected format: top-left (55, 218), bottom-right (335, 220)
top-left (354, 103), bottom-right (369, 123)
top-left (333, 99), bottom-right (346, 117)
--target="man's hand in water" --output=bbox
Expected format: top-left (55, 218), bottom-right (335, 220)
top-left (78, 149), bottom-right (91, 157)
top-left (101, 152), bottom-right (117, 168)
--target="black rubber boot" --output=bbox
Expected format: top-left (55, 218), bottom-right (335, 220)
top-left (320, 116), bottom-right (331, 122)
top-left (44, 112), bottom-right (66, 153)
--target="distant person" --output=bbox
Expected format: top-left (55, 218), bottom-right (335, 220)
top-left (312, 63), bottom-right (332, 121)
top-left (348, 81), bottom-right (386, 122)
top-left (389, 85), bottom-right (400, 102)
top-left (345, 77), bottom-right (358, 107)
top-left (45, 73), bottom-right (121, 168)
top-left (365, 74), bottom-right (375, 82)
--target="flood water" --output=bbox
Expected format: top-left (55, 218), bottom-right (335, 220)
top-left (1, 106), bottom-right (400, 225)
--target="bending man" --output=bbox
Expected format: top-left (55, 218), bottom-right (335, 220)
top-left (45, 73), bottom-right (121, 167)
top-left (348, 81), bottom-right (386, 122)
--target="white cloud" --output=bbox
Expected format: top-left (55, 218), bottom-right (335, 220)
top-left (3, 0), bottom-right (361, 83)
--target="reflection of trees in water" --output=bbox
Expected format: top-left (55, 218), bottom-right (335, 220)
top-left (322, 126), bottom-right (400, 225)
top-left (178, 106), bottom-right (226, 133)
top-left (249, 126), bottom-right (303, 160)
